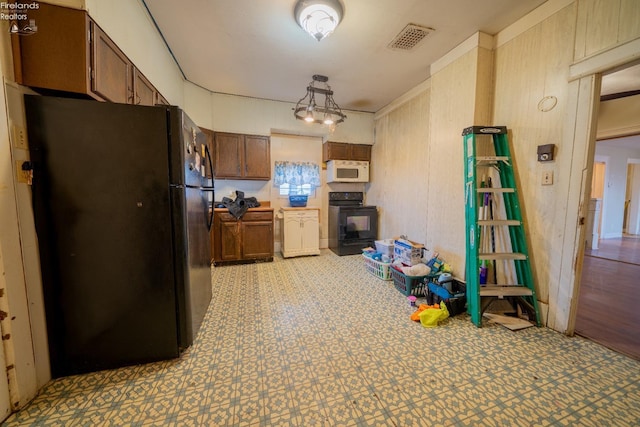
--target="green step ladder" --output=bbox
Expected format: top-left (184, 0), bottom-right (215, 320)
top-left (463, 126), bottom-right (541, 327)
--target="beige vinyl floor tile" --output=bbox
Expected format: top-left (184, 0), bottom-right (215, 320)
top-left (4, 251), bottom-right (640, 426)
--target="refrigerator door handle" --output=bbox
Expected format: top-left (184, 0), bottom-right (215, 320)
top-left (204, 143), bottom-right (214, 183)
top-left (203, 144), bottom-right (214, 231)
top-left (202, 187), bottom-right (214, 232)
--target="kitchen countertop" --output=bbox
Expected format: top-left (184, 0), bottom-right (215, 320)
top-left (279, 206), bottom-right (320, 211)
top-left (212, 206), bottom-right (273, 212)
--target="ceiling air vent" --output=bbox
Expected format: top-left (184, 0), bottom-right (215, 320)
top-left (387, 24), bottom-right (434, 51)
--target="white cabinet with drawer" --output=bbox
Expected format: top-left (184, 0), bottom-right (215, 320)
top-left (280, 207), bottom-right (320, 258)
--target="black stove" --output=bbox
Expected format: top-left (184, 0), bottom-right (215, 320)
top-left (328, 192), bottom-right (378, 256)
top-left (329, 191), bottom-right (366, 206)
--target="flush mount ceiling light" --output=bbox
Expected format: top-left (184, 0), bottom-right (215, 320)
top-left (294, 0), bottom-right (344, 41)
top-left (293, 75), bottom-right (346, 126)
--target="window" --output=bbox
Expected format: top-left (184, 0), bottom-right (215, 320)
top-left (278, 183), bottom-right (314, 196)
top-left (274, 161), bottom-right (320, 197)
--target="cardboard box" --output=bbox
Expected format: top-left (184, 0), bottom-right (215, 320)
top-left (393, 238), bottom-right (424, 266)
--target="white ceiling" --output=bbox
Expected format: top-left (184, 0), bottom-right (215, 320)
top-left (143, 0), bottom-right (550, 113)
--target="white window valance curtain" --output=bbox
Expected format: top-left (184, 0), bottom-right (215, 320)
top-left (274, 161), bottom-right (321, 187)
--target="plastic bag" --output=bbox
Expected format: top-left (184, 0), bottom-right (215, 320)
top-left (418, 301), bottom-right (449, 328)
top-left (410, 304), bottom-right (439, 321)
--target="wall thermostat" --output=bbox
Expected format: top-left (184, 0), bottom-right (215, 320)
top-left (537, 144), bottom-right (555, 162)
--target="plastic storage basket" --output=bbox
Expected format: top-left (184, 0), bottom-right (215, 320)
top-left (289, 195), bottom-right (308, 207)
top-left (427, 281), bottom-right (467, 316)
top-left (391, 268), bottom-right (429, 296)
top-left (363, 254), bottom-right (392, 281)
top-left (374, 239), bottom-right (394, 258)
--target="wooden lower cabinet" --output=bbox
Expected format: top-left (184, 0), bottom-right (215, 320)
top-left (213, 209), bottom-right (274, 264)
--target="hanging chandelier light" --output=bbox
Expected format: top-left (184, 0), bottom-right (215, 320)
top-left (294, 0), bottom-right (344, 42)
top-left (293, 75), bottom-right (346, 126)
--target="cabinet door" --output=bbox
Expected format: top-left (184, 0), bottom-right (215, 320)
top-left (242, 221), bottom-right (273, 259)
top-left (350, 144), bottom-right (372, 161)
top-left (219, 221), bottom-right (241, 261)
top-left (13, 3), bottom-right (92, 96)
top-left (214, 132), bottom-right (243, 178)
top-left (323, 141), bottom-right (350, 161)
top-left (300, 213), bottom-right (320, 253)
top-left (244, 135), bottom-right (271, 179)
top-left (91, 22), bottom-right (132, 104)
top-left (283, 214), bottom-right (303, 255)
top-left (133, 69), bottom-right (156, 106)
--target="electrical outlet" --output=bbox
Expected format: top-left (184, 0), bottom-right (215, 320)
top-left (542, 171), bottom-right (554, 185)
top-left (16, 161), bottom-right (30, 184)
top-left (12, 124), bottom-right (27, 149)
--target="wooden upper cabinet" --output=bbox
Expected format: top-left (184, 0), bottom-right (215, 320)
top-left (323, 142), bottom-right (350, 161)
top-left (244, 135), bottom-right (270, 179)
top-left (323, 141), bottom-right (372, 162)
top-left (12, 3), bottom-right (92, 95)
top-left (133, 69), bottom-right (156, 106)
top-left (214, 132), bottom-right (270, 180)
top-left (350, 144), bottom-right (372, 161)
top-left (12, 3), bottom-right (168, 106)
top-left (91, 22), bottom-right (132, 104)
top-left (214, 132), bottom-right (243, 178)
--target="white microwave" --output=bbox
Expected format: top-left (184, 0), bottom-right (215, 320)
top-left (326, 160), bottom-right (369, 183)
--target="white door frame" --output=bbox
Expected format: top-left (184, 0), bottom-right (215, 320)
top-left (0, 243), bottom-right (13, 420)
top-left (626, 159), bottom-right (640, 235)
top-left (592, 156), bottom-right (608, 239)
top-left (562, 38), bottom-right (640, 335)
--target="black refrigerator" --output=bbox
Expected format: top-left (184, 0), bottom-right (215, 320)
top-left (25, 95), bottom-right (214, 377)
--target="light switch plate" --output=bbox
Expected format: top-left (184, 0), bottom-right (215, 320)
top-left (542, 171), bottom-right (553, 185)
top-left (16, 161), bottom-right (30, 183)
top-left (12, 124), bottom-right (27, 149)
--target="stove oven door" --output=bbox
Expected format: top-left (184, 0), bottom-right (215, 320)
top-left (338, 206), bottom-right (378, 241)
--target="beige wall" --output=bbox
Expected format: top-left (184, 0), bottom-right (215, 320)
top-left (367, 89), bottom-right (430, 245)
top-left (369, 36), bottom-right (494, 274)
top-left (368, 0), bottom-right (640, 331)
top-left (493, 2), bottom-right (577, 318)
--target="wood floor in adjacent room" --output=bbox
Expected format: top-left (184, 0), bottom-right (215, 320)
top-left (575, 236), bottom-right (640, 360)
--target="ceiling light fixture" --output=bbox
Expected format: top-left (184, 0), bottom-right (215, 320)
top-left (294, 0), bottom-right (344, 42)
top-left (293, 75), bottom-right (346, 126)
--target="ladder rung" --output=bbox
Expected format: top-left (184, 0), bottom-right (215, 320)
top-left (478, 220), bottom-right (521, 226)
top-left (477, 188), bottom-right (514, 193)
top-left (479, 252), bottom-right (527, 261)
top-left (480, 286), bottom-right (533, 297)
top-left (476, 156), bottom-right (510, 163)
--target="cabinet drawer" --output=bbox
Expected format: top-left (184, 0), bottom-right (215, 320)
top-left (286, 211), bottom-right (318, 219)
top-left (216, 212), bottom-right (237, 222)
top-left (242, 211), bottom-right (273, 221)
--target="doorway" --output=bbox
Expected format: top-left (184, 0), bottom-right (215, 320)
top-left (574, 63), bottom-right (640, 360)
